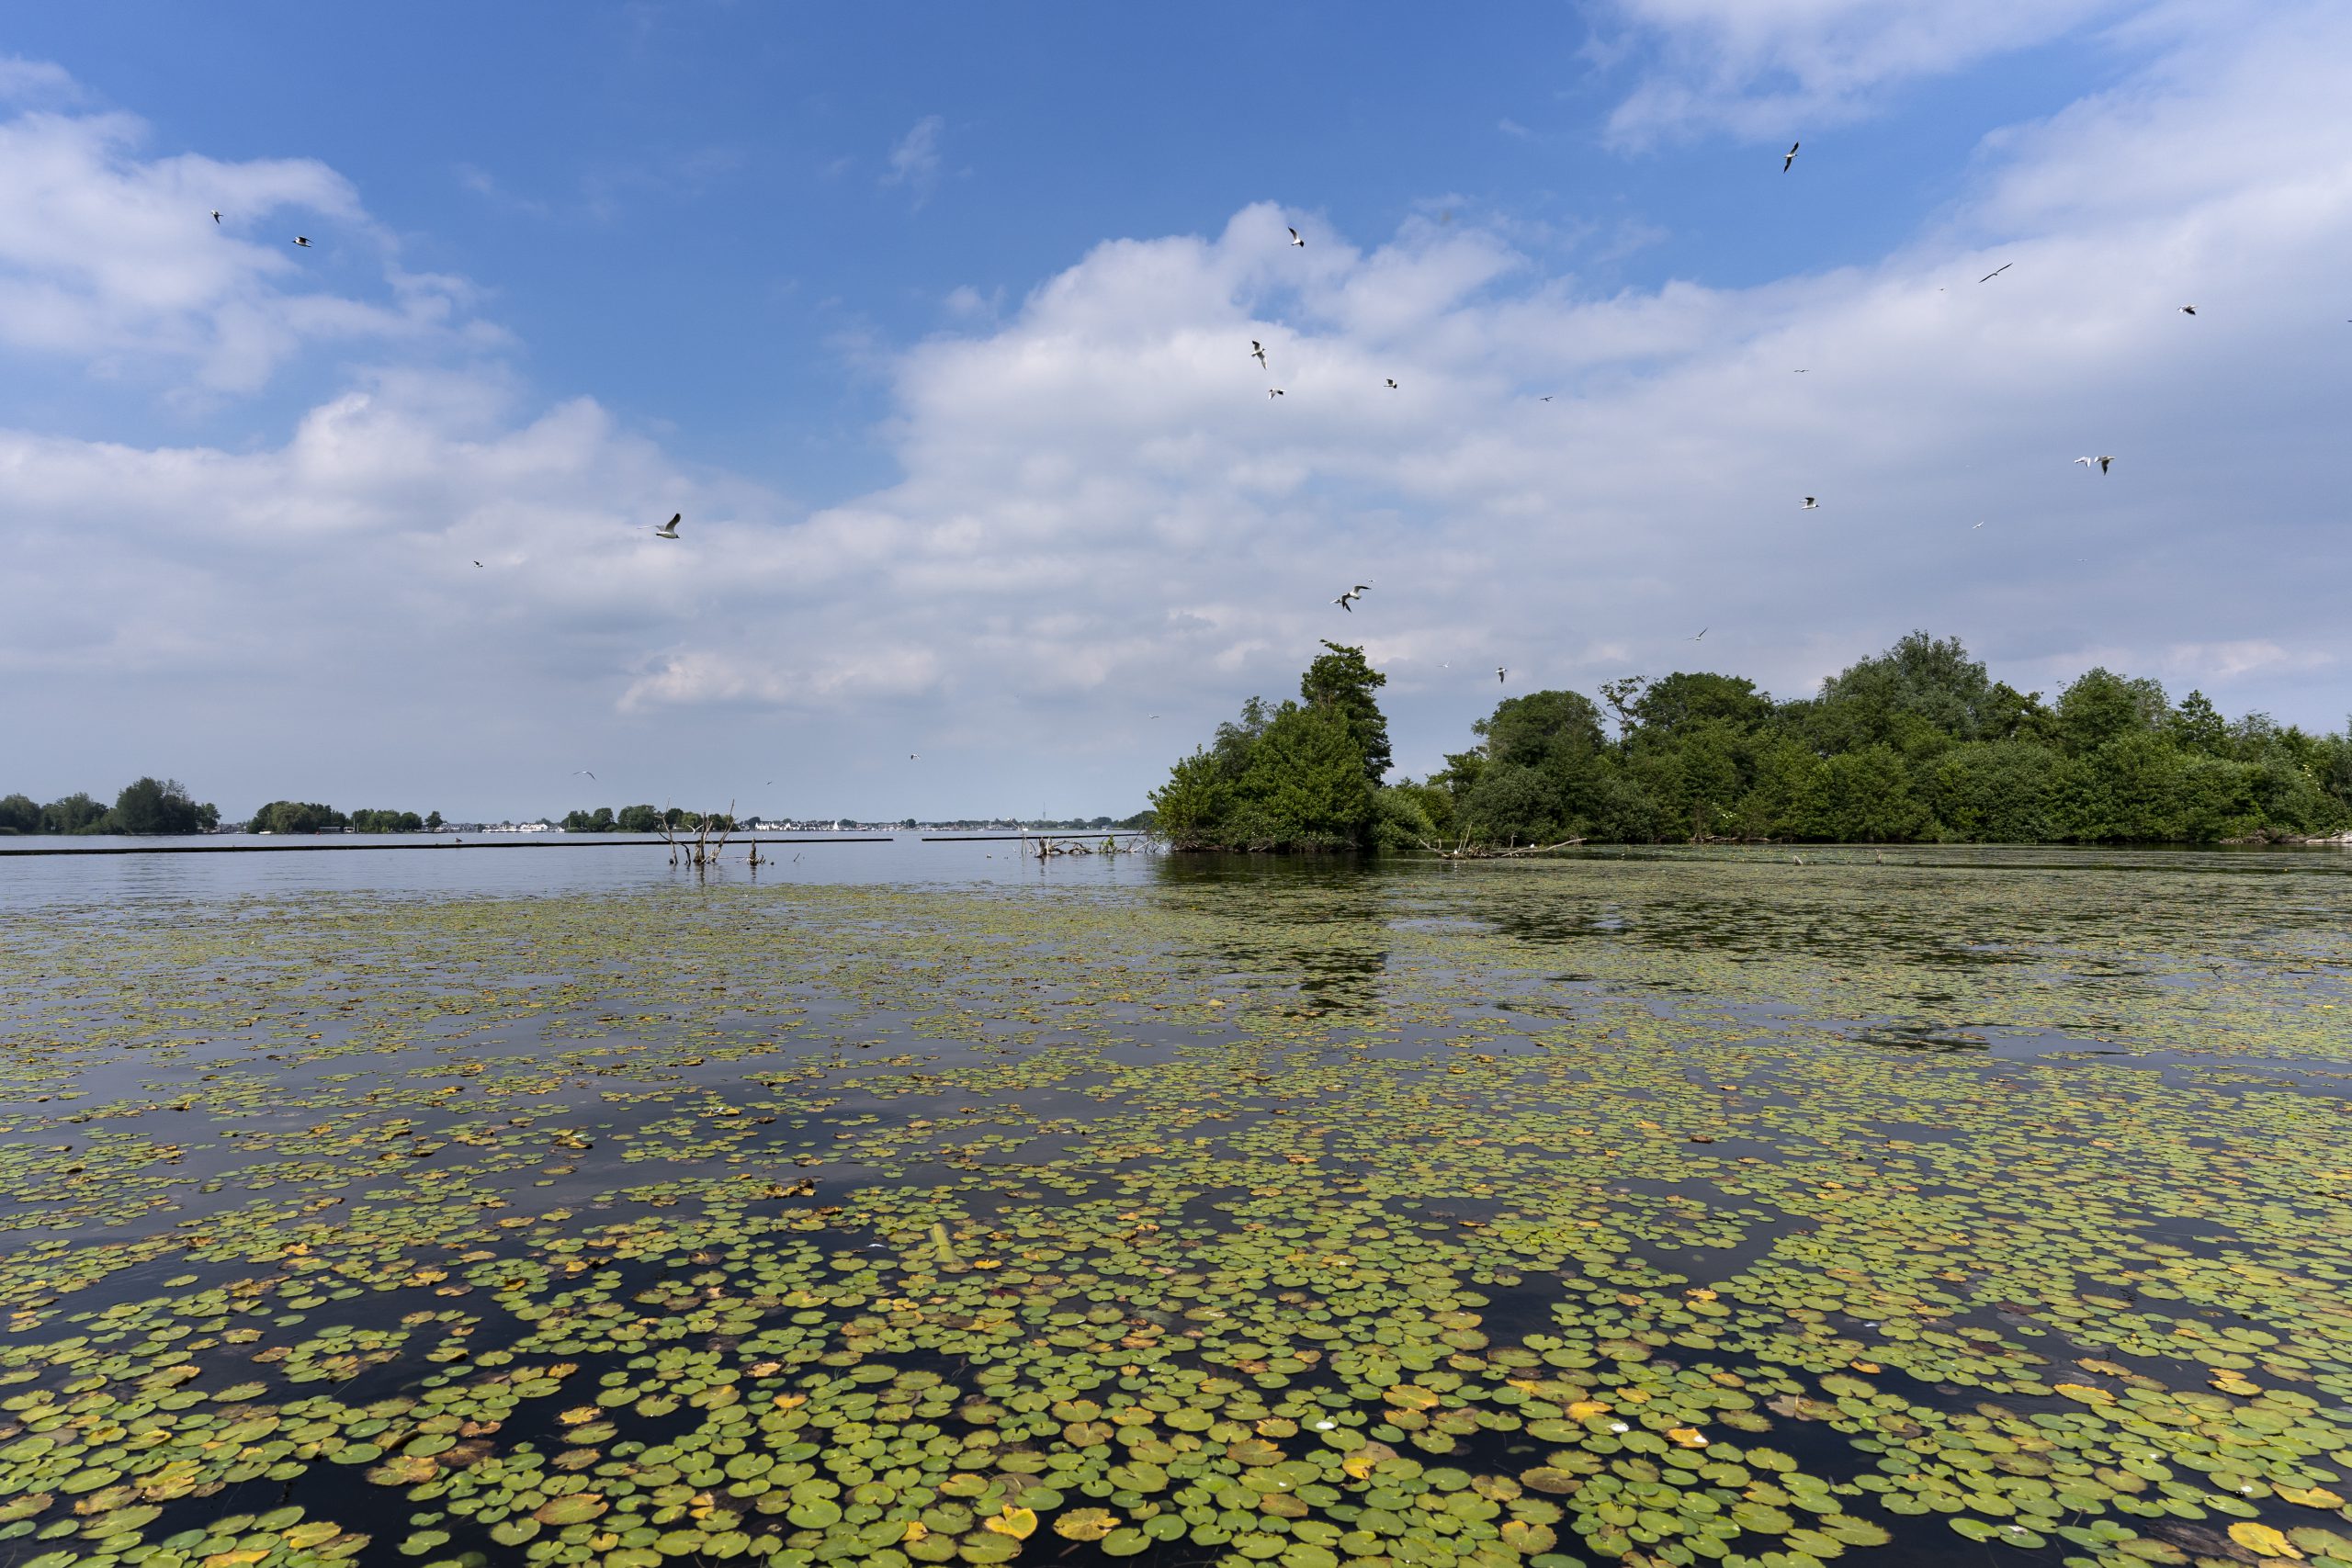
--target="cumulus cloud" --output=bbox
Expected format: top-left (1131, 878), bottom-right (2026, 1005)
top-left (0, 84), bottom-right (486, 394)
top-left (1601, 0), bottom-right (2132, 143)
top-left (3, 6), bottom-right (2347, 813)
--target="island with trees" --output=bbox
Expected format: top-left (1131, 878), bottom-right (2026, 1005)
top-left (0, 777), bottom-right (220, 836)
top-left (1152, 634), bottom-right (2352, 852)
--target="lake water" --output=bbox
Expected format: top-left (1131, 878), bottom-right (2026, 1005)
top-left (2, 843), bottom-right (2348, 1568)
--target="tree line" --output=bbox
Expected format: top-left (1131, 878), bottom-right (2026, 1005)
top-left (1152, 634), bottom-right (2352, 852)
top-left (0, 778), bottom-right (220, 836)
top-left (0, 784), bottom-right (462, 836)
top-left (560, 806), bottom-right (735, 833)
top-left (248, 802), bottom-right (445, 834)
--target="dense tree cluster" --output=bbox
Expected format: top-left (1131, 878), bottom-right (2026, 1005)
top-left (560, 805), bottom-right (730, 832)
top-left (1156, 633), bottom-right (2352, 852)
top-left (0, 778), bottom-right (220, 836)
top-left (1151, 642), bottom-right (1391, 850)
top-left (1403, 633), bottom-right (2352, 847)
top-left (247, 802), bottom-right (442, 833)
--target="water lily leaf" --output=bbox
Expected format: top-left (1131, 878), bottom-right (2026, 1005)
top-left (1054, 1507), bottom-right (1121, 1541)
top-left (2231, 1523), bottom-right (2302, 1559)
top-left (983, 1506), bottom-right (1037, 1540)
top-left (534, 1493), bottom-right (608, 1525)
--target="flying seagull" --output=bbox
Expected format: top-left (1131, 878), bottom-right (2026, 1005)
top-left (1497, 666), bottom-right (1508, 685)
top-left (1782, 141), bottom-right (1800, 173)
top-left (1690, 628), bottom-right (1708, 641)
top-left (1978, 263), bottom-right (2011, 282)
top-left (573, 770), bottom-right (596, 781)
top-left (1539, 395), bottom-right (1553, 402)
top-left (653, 512), bottom-right (682, 537)
top-left (292, 236), bottom-right (313, 248)
top-left (1250, 340), bottom-right (1267, 368)
top-left (210, 209), bottom-right (221, 224)
top-left (2073, 456), bottom-right (2114, 474)
top-left (1268, 388), bottom-right (1284, 399)
top-left (2178, 305), bottom-right (2197, 316)
top-left (1287, 226), bottom-right (1305, 247)
top-left (1801, 496), bottom-right (1818, 510)
top-left (1385, 378), bottom-right (1398, 389)
top-left (472, 559), bottom-right (483, 568)
top-left (1333, 583), bottom-right (1371, 613)
top-left (1973, 522), bottom-right (1985, 529)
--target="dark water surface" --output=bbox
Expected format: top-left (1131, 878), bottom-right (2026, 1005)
top-left (2, 844), bottom-right (2349, 1568)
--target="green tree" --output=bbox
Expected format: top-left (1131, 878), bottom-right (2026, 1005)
top-left (2054, 668), bottom-right (2167, 756)
top-left (1300, 642), bottom-right (1392, 785)
top-left (2168, 690), bottom-right (2228, 754)
top-left (41, 793), bottom-right (109, 833)
top-left (0, 793), bottom-right (40, 834)
top-left (1676, 724), bottom-right (1745, 838)
top-left (1228, 702), bottom-right (1376, 849)
top-left (1458, 765), bottom-right (1564, 846)
top-left (1476, 691), bottom-right (1606, 771)
top-left (1817, 745), bottom-right (1928, 841)
top-left (1810, 632), bottom-right (1995, 749)
top-left (1581, 761), bottom-right (1663, 843)
top-left (616, 804), bottom-right (662, 832)
top-left (107, 777), bottom-right (209, 835)
top-left (250, 800), bottom-right (343, 834)
top-left (1150, 750), bottom-right (1234, 847)
top-left (2059, 731), bottom-right (2186, 840)
top-left (425, 810), bottom-right (444, 830)
top-left (1629, 672), bottom-right (1773, 740)
top-left (1920, 742), bottom-right (2060, 841)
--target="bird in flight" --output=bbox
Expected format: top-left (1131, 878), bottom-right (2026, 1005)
top-left (1287, 227), bottom-right (1305, 247)
top-left (472, 559), bottom-right (483, 568)
top-left (2073, 456), bottom-right (2113, 474)
top-left (1539, 395), bottom-right (1554, 402)
top-left (210, 209), bottom-right (222, 224)
top-left (1792, 368), bottom-right (1810, 374)
top-left (573, 770), bottom-right (596, 781)
top-left (1268, 388), bottom-right (1284, 399)
top-left (2178, 305), bottom-right (2197, 316)
top-left (292, 236), bottom-right (313, 248)
top-left (1978, 263), bottom-right (2011, 282)
top-left (1385, 378), bottom-right (1398, 389)
top-left (1973, 522), bottom-right (1985, 530)
top-left (1250, 341), bottom-right (1267, 368)
top-left (1782, 141), bottom-right (1800, 173)
top-left (1801, 496), bottom-right (1818, 510)
top-left (653, 513), bottom-right (682, 537)
top-left (909, 753), bottom-right (919, 761)
top-left (1333, 583), bottom-right (1371, 613)
top-left (1496, 666), bottom-right (1508, 685)
top-left (1690, 628), bottom-right (1708, 641)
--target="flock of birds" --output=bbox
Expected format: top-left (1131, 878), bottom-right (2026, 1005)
top-left (1277, 143), bottom-right (2204, 688)
top-left (220, 137), bottom-right (2220, 745)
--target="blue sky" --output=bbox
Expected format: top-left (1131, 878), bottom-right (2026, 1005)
top-left (4, 2), bottom-right (2346, 820)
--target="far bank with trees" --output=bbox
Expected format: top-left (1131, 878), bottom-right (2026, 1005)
top-left (1152, 633), bottom-right (2352, 852)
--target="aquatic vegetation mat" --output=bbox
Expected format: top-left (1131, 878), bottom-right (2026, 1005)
top-left (1, 850), bottom-right (2349, 1568)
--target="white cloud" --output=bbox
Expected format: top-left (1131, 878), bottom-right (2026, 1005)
top-left (0, 54), bottom-right (77, 107)
top-left (0, 85), bottom-right (484, 394)
top-left (1601, 0), bottom-right (2132, 143)
top-left (883, 115), bottom-right (944, 203)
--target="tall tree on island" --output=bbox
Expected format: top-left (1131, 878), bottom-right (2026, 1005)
top-left (1300, 641), bottom-right (1391, 786)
